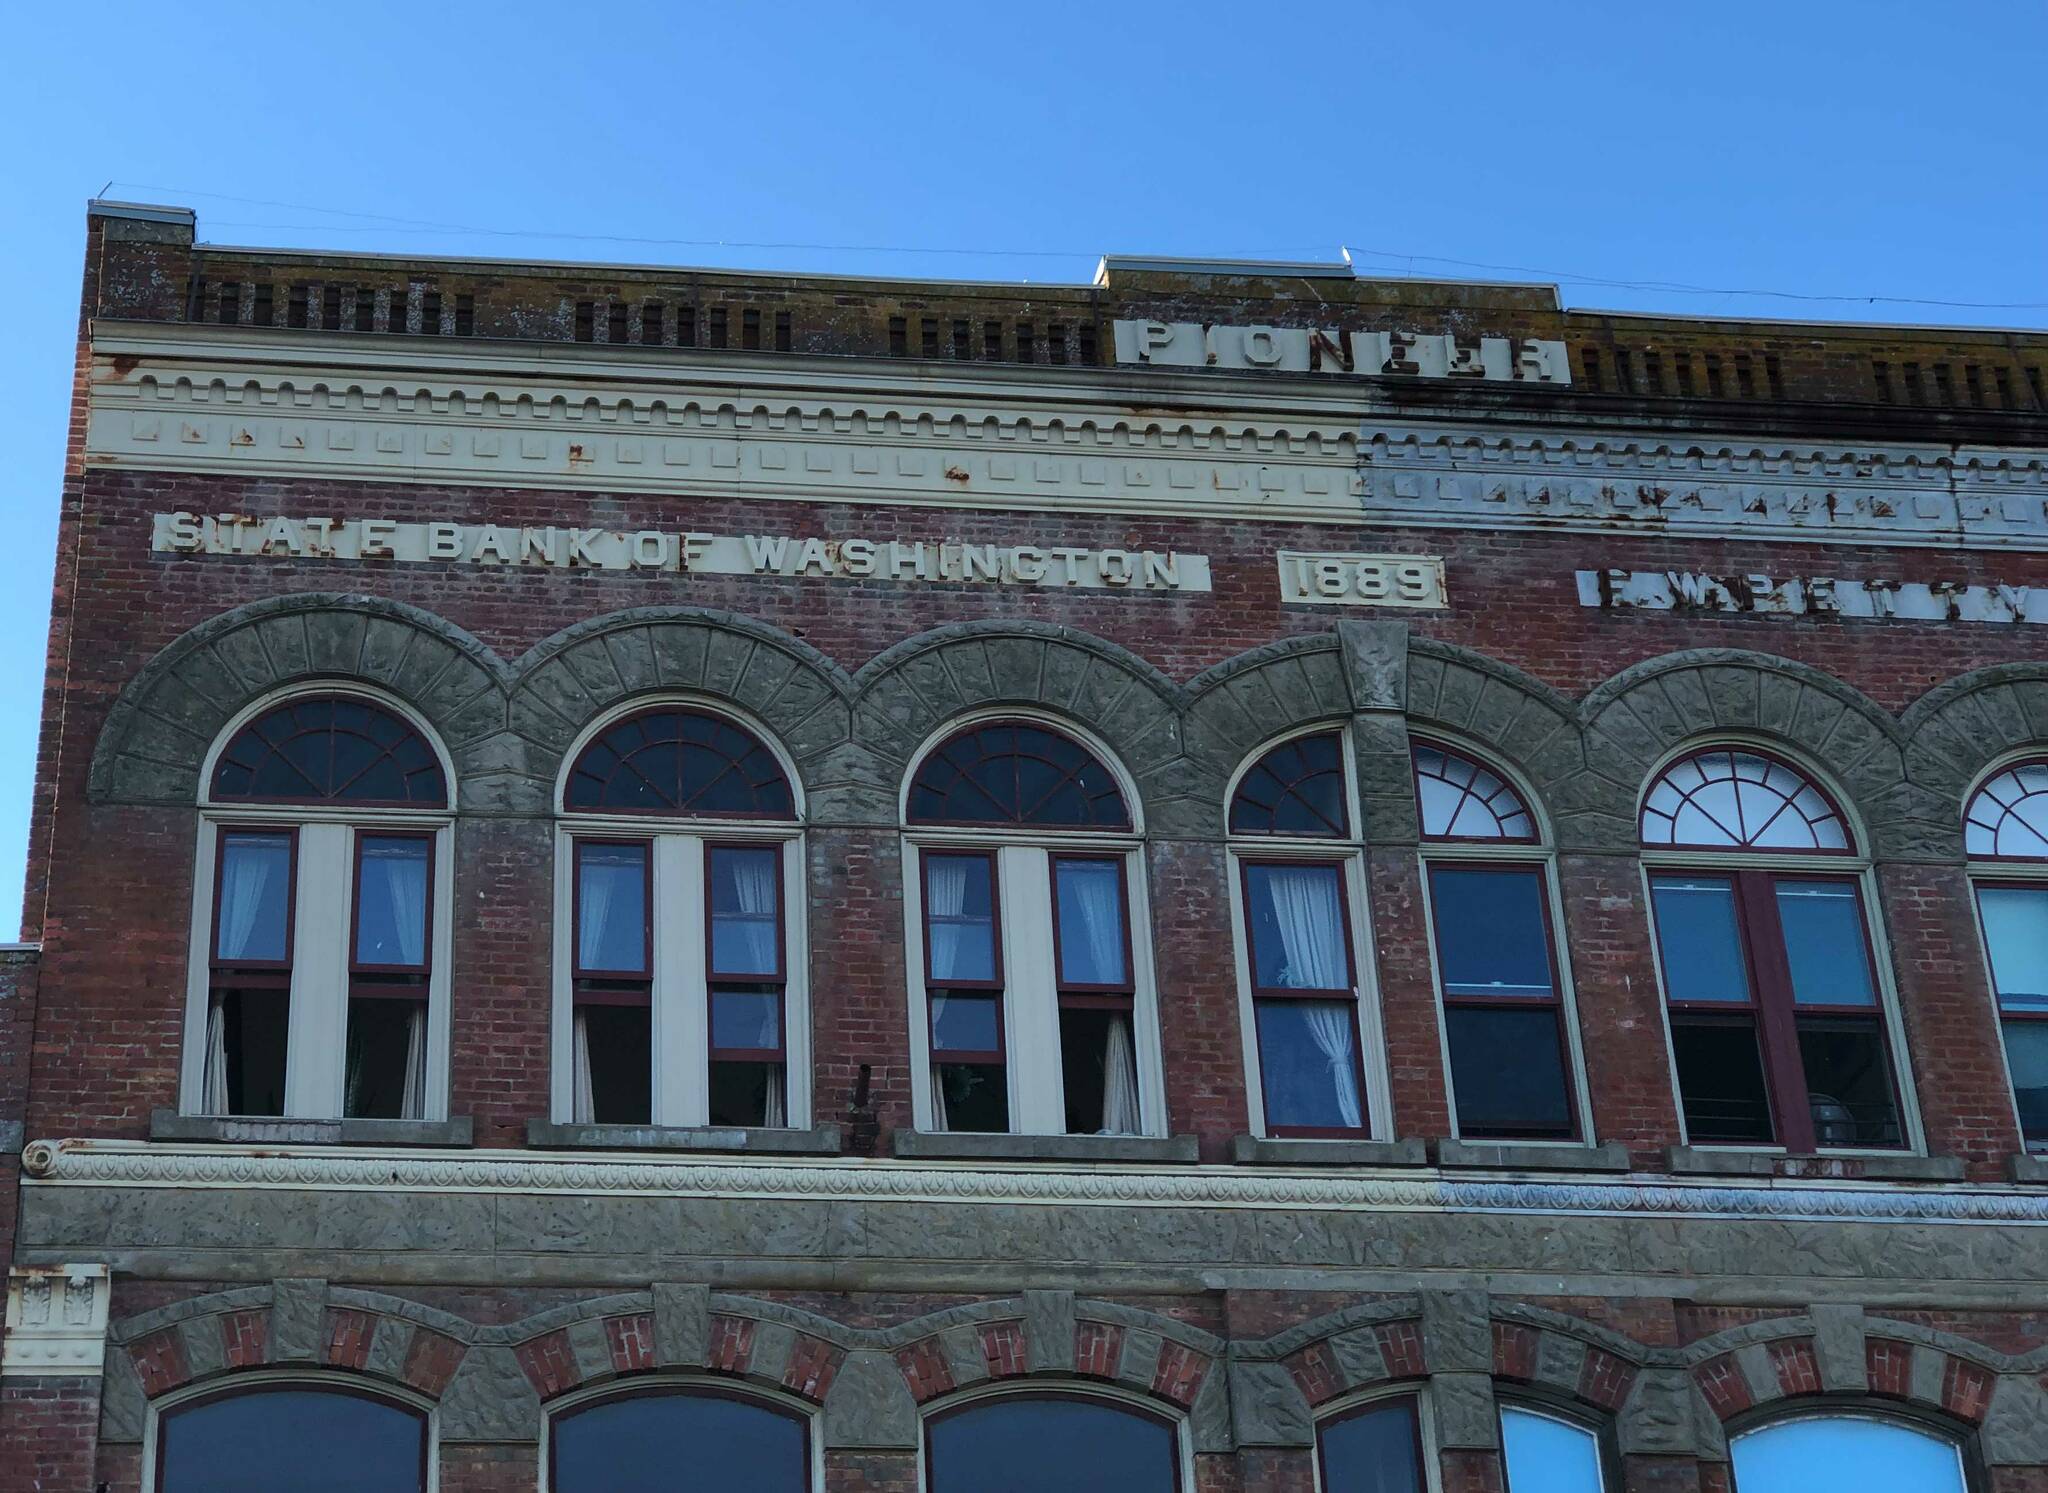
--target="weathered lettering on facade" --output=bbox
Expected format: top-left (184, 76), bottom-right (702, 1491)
top-left (148, 512), bottom-right (1212, 591)
top-left (1579, 568), bottom-right (2048, 624)
top-left (1113, 320), bottom-right (1570, 383)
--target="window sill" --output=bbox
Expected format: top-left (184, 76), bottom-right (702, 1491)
top-left (893, 1131), bottom-right (1200, 1164)
top-left (1665, 1145), bottom-right (1965, 1182)
top-left (151, 1110), bottom-right (473, 1147)
top-left (2010, 1152), bottom-right (2048, 1184)
top-left (1435, 1139), bottom-right (1631, 1173)
top-left (525, 1120), bottom-right (844, 1155)
top-left (1230, 1135), bottom-right (1428, 1168)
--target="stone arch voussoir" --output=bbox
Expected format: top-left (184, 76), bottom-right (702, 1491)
top-left (508, 607), bottom-right (861, 822)
top-left (1405, 640), bottom-right (1588, 847)
top-left (852, 622), bottom-right (1195, 834)
top-left (88, 593), bottom-right (512, 811)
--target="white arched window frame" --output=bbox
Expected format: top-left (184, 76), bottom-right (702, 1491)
top-left (1224, 725), bottom-right (1389, 1140)
top-left (143, 1370), bottom-right (438, 1493)
top-left (900, 710), bottom-right (1165, 1138)
top-left (1637, 742), bottom-right (1922, 1156)
top-left (1961, 754), bottom-right (2048, 1152)
top-left (1728, 1411), bottom-right (1969, 1493)
top-left (1413, 739), bottom-right (1594, 1145)
top-left (182, 686), bottom-right (457, 1122)
top-left (549, 696), bottom-right (811, 1130)
top-left (541, 1376), bottom-right (820, 1492)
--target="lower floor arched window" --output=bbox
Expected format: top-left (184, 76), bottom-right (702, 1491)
top-left (926, 1394), bottom-right (1179, 1493)
top-left (1731, 1415), bottom-right (1967, 1492)
top-left (1501, 1404), bottom-right (1605, 1491)
top-left (549, 1386), bottom-right (809, 1492)
top-left (156, 1384), bottom-right (427, 1492)
top-left (1317, 1396), bottom-right (1426, 1492)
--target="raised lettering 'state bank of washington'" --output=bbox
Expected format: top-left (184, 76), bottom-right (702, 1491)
top-left (5, 201), bottom-right (2048, 1493)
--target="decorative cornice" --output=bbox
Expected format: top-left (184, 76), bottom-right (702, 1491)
top-left (84, 328), bottom-right (1364, 523)
top-left (22, 1140), bottom-right (2048, 1226)
top-left (1361, 422), bottom-right (2048, 552)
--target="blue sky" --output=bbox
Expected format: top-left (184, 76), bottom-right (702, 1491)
top-left (1, 2), bottom-right (2044, 938)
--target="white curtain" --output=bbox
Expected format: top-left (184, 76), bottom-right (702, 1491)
top-left (720, 851), bottom-right (779, 975)
top-left (400, 1004), bottom-right (426, 1120)
top-left (366, 841), bottom-right (428, 965)
top-left (1061, 861), bottom-right (1125, 986)
top-left (572, 1010), bottom-right (595, 1124)
top-left (1264, 866), bottom-right (1362, 1129)
top-left (1100, 1016), bottom-right (1141, 1134)
top-left (578, 849), bottom-right (641, 971)
top-left (201, 994), bottom-right (229, 1113)
top-left (216, 836), bottom-right (284, 961)
top-left (928, 991), bottom-right (952, 1132)
top-left (925, 859), bottom-right (970, 981)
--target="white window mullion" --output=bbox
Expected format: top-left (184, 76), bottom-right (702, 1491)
top-left (1004, 846), bottom-right (1065, 1135)
top-left (781, 838), bottom-right (811, 1128)
top-left (285, 823), bottom-right (350, 1119)
top-left (424, 822), bottom-right (454, 1121)
top-left (653, 835), bottom-right (708, 1127)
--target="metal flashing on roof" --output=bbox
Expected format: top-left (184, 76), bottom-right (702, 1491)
top-left (86, 200), bottom-right (197, 227)
top-left (1093, 255), bottom-right (1356, 284)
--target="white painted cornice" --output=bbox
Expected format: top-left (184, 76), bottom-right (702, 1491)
top-left (22, 1139), bottom-right (2048, 1226)
top-left (84, 324), bottom-right (1367, 524)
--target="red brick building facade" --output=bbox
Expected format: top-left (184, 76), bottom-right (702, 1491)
top-left (2, 201), bottom-right (2047, 1489)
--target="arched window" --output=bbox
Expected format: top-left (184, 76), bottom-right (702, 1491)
top-left (1228, 731), bottom-right (1375, 1138)
top-left (1501, 1404), bottom-right (1606, 1491)
top-left (558, 705), bottom-right (804, 1130)
top-left (1640, 748), bottom-right (1905, 1153)
top-left (550, 1386), bottom-right (808, 1492)
top-left (1965, 761), bottom-right (2048, 1149)
top-left (926, 1394), bottom-right (1178, 1493)
top-left (156, 1384), bottom-right (427, 1491)
top-left (1730, 1415), bottom-right (1966, 1493)
top-left (906, 720), bottom-right (1155, 1138)
top-left (1416, 742), bottom-right (1581, 1141)
top-left (908, 721), bottom-right (1130, 829)
top-left (1317, 1396), bottom-right (1427, 1493)
top-left (189, 694), bottom-right (451, 1122)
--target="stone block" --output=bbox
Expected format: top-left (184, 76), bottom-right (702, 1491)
top-left (1431, 1371), bottom-right (1499, 1449)
top-left (438, 1344), bottom-right (540, 1442)
top-left (1422, 1291), bottom-right (1492, 1374)
top-left (270, 1279), bottom-right (327, 1364)
top-left (1810, 1305), bottom-right (1867, 1393)
top-left (1227, 1360), bottom-right (1314, 1447)
top-left (1025, 1290), bottom-right (1076, 1373)
top-left (653, 1284), bottom-right (709, 1367)
top-left (822, 1350), bottom-right (918, 1449)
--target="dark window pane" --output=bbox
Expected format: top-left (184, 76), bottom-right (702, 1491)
top-left (159, 1388), bottom-right (426, 1492)
top-left (211, 696), bottom-right (446, 806)
top-left (219, 989), bottom-right (288, 1116)
top-left (907, 721), bottom-right (1130, 829)
top-left (1798, 1016), bottom-right (1901, 1147)
top-left (355, 838), bottom-right (429, 967)
top-left (1671, 1017), bottom-right (1774, 1143)
top-left (578, 844), bottom-right (647, 974)
top-left (931, 994), bottom-right (1000, 1054)
top-left (345, 997), bottom-right (422, 1119)
top-left (1256, 999), bottom-right (1364, 1131)
top-left (582, 1004), bottom-right (651, 1125)
top-left (928, 1397), bottom-right (1177, 1493)
top-left (552, 1390), bottom-right (807, 1493)
top-left (709, 1060), bottom-right (784, 1127)
top-left (216, 832), bottom-right (292, 963)
top-left (709, 846), bottom-right (781, 977)
top-left (711, 989), bottom-right (782, 1053)
top-left (1775, 881), bottom-right (1875, 1006)
top-left (1055, 859), bottom-right (1127, 986)
top-left (1649, 876), bottom-right (1751, 1003)
top-left (1245, 863), bottom-right (1351, 991)
top-left (1318, 1399), bottom-right (1424, 1493)
top-left (1444, 1005), bottom-right (1574, 1138)
top-left (1060, 1006), bottom-right (1140, 1136)
top-left (1229, 732), bottom-right (1348, 837)
top-left (926, 854), bottom-right (996, 983)
top-left (564, 708), bottom-right (794, 817)
top-left (1977, 885), bottom-right (2048, 1013)
top-left (2003, 1020), bottom-right (2048, 1144)
top-left (934, 1061), bottom-right (1008, 1132)
top-left (1430, 866), bottom-right (1555, 997)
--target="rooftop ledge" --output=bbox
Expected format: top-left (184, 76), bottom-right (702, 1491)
top-left (19, 1138), bottom-right (2046, 1227)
